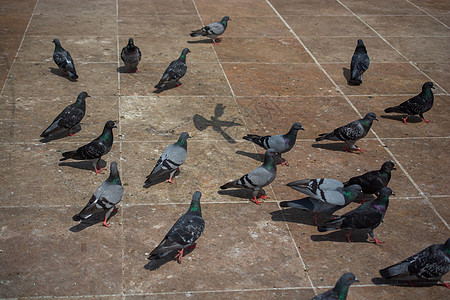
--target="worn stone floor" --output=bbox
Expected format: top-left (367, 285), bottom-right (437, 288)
top-left (0, 0), bottom-right (449, 299)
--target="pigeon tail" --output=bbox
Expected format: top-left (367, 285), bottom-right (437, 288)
top-left (317, 217), bottom-right (344, 232)
top-left (348, 77), bottom-right (362, 85)
top-left (279, 199), bottom-right (314, 211)
top-left (220, 181), bottom-right (237, 189)
top-left (384, 106), bottom-right (405, 114)
top-left (243, 134), bottom-right (264, 147)
top-left (190, 30), bottom-right (202, 37)
top-left (68, 71), bottom-right (78, 80)
top-left (60, 150), bottom-right (81, 161)
top-left (72, 214), bottom-right (82, 221)
top-left (379, 262), bottom-right (409, 279)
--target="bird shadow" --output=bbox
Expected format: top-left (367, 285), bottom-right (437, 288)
top-left (117, 66), bottom-right (134, 73)
top-left (193, 103), bottom-right (243, 144)
top-left (49, 67), bottom-right (78, 82)
top-left (40, 124), bottom-right (82, 143)
top-left (217, 189), bottom-right (253, 200)
top-left (59, 159), bottom-right (106, 172)
top-left (235, 150), bottom-right (264, 162)
top-left (187, 39), bottom-right (215, 44)
top-left (311, 143), bottom-right (346, 152)
top-left (380, 114), bottom-right (422, 124)
top-left (144, 247), bottom-right (195, 271)
top-left (342, 67), bottom-right (351, 82)
top-left (69, 209), bottom-right (118, 232)
top-left (143, 170), bottom-right (181, 188)
top-left (371, 277), bottom-right (442, 287)
top-left (310, 230), bottom-right (370, 244)
top-left (270, 208), bottom-right (318, 226)
top-left (153, 82), bottom-right (180, 94)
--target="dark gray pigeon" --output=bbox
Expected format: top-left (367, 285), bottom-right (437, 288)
top-left (190, 16), bottom-right (231, 44)
top-left (149, 191), bottom-right (205, 264)
top-left (60, 120), bottom-right (116, 174)
top-left (121, 38), bottom-right (141, 73)
top-left (282, 179), bottom-right (362, 224)
top-left (318, 187), bottom-right (394, 246)
top-left (154, 48), bottom-right (190, 90)
top-left (72, 161), bottom-right (123, 227)
top-left (348, 39), bottom-right (370, 85)
top-left (344, 161), bottom-right (396, 196)
top-left (220, 149), bottom-right (277, 205)
top-left (52, 38), bottom-right (78, 80)
top-left (145, 132), bottom-right (190, 185)
top-left (379, 238), bottom-right (450, 288)
top-left (315, 112), bottom-right (378, 152)
top-left (312, 272), bottom-right (359, 300)
top-left (384, 82), bottom-right (435, 124)
top-left (41, 92), bottom-right (89, 138)
top-left (243, 122), bottom-right (304, 166)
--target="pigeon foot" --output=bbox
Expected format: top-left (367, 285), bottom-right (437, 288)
top-left (313, 214), bottom-right (319, 226)
top-left (402, 117), bottom-right (409, 124)
top-left (175, 248), bottom-right (184, 264)
top-left (345, 231), bottom-right (354, 243)
top-left (94, 167), bottom-right (105, 175)
top-left (439, 280), bottom-right (450, 289)
top-left (251, 197), bottom-right (263, 205)
top-left (370, 237), bottom-right (384, 246)
top-left (102, 215), bottom-right (111, 228)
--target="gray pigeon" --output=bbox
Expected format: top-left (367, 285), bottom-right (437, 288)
top-left (41, 92), bottom-right (89, 138)
top-left (318, 187), bottom-right (394, 246)
top-left (190, 16), bottom-right (231, 44)
top-left (60, 121), bottom-right (116, 174)
top-left (154, 48), bottom-right (190, 90)
top-left (52, 38), bottom-right (78, 80)
top-left (220, 149), bottom-right (277, 205)
top-left (72, 161), bottom-right (123, 227)
top-left (312, 272), bottom-right (359, 300)
top-left (282, 179), bottom-right (362, 224)
top-left (315, 112), bottom-right (378, 152)
top-left (243, 122), bottom-right (304, 166)
top-left (149, 191), bottom-right (205, 264)
top-left (384, 82), bottom-right (435, 124)
top-left (121, 38), bottom-right (141, 73)
top-left (379, 238), bottom-right (450, 288)
top-left (344, 161), bottom-right (396, 196)
top-left (144, 132), bottom-right (190, 185)
top-left (348, 39), bottom-right (370, 85)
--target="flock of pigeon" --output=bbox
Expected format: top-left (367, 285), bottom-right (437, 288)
top-left (41, 15), bottom-right (448, 299)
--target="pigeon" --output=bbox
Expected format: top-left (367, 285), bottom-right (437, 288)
top-left (60, 120), bottom-right (117, 174)
top-left (318, 187), bottom-right (394, 246)
top-left (148, 191), bottom-right (205, 264)
top-left (384, 82), bottom-right (435, 124)
top-left (144, 132), bottom-right (190, 185)
top-left (52, 38), bottom-right (78, 80)
top-left (344, 161), bottom-right (396, 196)
top-left (190, 16), bottom-right (231, 44)
top-left (315, 112), bottom-right (378, 152)
top-left (312, 272), bottom-right (359, 300)
top-left (243, 122), bottom-right (304, 166)
top-left (40, 92), bottom-right (89, 138)
top-left (281, 179), bottom-right (362, 224)
top-left (154, 48), bottom-right (190, 90)
top-left (348, 39), bottom-right (370, 86)
top-left (379, 238), bottom-right (450, 288)
top-left (220, 149), bottom-right (277, 205)
top-left (72, 161), bottom-right (123, 227)
top-left (121, 38), bottom-right (141, 73)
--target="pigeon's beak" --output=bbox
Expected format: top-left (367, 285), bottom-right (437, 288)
top-left (86, 94), bottom-right (90, 97)
top-left (300, 126), bottom-right (305, 131)
top-left (432, 86), bottom-right (435, 89)
top-left (113, 124), bottom-right (117, 128)
top-left (375, 118), bottom-right (379, 121)
top-left (391, 192), bottom-right (396, 196)
top-left (354, 278), bottom-right (360, 282)
top-left (392, 167), bottom-right (397, 170)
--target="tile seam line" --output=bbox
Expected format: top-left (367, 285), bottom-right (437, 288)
top-left (404, 0), bottom-right (450, 29)
top-left (334, 0), bottom-right (449, 95)
top-left (191, 0), bottom-right (317, 294)
top-left (0, 0), bottom-right (40, 98)
top-left (266, 0), bottom-right (449, 231)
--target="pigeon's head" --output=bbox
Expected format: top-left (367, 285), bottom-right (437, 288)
top-left (177, 132), bottom-right (191, 145)
top-left (364, 112), bottom-right (378, 121)
top-left (79, 91), bottom-right (90, 98)
top-left (182, 48), bottom-right (191, 55)
top-left (192, 191), bottom-right (202, 202)
top-left (356, 39), bottom-right (364, 47)
top-left (379, 187), bottom-right (394, 197)
top-left (127, 38), bottom-right (134, 47)
top-left (338, 273), bottom-right (359, 287)
top-left (265, 149), bottom-right (278, 159)
top-left (222, 16), bottom-right (231, 22)
top-left (347, 184), bottom-right (363, 196)
top-left (423, 81), bottom-right (435, 90)
top-left (109, 161), bottom-right (120, 177)
top-left (444, 238), bottom-right (450, 252)
top-left (292, 122), bottom-right (304, 131)
top-left (105, 120), bottom-right (117, 129)
top-left (381, 161), bottom-right (396, 171)
top-left (52, 38), bottom-right (60, 45)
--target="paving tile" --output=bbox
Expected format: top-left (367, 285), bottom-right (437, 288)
top-left (120, 140), bottom-right (276, 205)
top-left (119, 63), bottom-right (231, 97)
top-left (0, 14), bottom-right (31, 35)
top-left (279, 197), bottom-right (449, 286)
top-left (17, 36), bottom-right (118, 63)
top-left (416, 63), bottom-right (450, 93)
top-left (195, 0), bottom-right (276, 17)
top-left (350, 94), bottom-right (450, 138)
top-left (120, 95), bottom-right (246, 142)
top-left (407, 0), bottom-right (450, 15)
top-left (3, 62), bottom-right (119, 97)
top-left (28, 13), bottom-right (116, 36)
top-left (361, 16), bottom-right (450, 37)
top-left (118, 36), bottom-right (217, 65)
top-left (300, 36), bottom-right (405, 63)
top-left (284, 16), bottom-right (375, 37)
top-left (435, 15), bottom-right (450, 27)
top-left (320, 62), bottom-right (437, 96)
top-left (270, 0), bottom-right (352, 16)
top-left (383, 138), bottom-right (450, 196)
top-left (428, 196), bottom-right (450, 225)
top-left (0, 0), bottom-right (37, 16)
top-left (223, 63), bottom-right (337, 97)
top-left (118, 0), bottom-right (197, 16)
top-left (0, 35), bottom-right (23, 67)
top-left (0, 207), bottom-right (123, 297)
top-left (214, 37), bottom-right (313, 63)
top-left (340, 0), bottom-right (426, 16)
top-left (385, 37), bottom-right (450, 64)
top-left (0, 142), bottom-right (120, 207)
top-left (35, 0), bottom-right (116, 15)
top-left (123, 202), bottom-right (310, 293)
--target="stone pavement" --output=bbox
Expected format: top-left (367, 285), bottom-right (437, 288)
top-left (0, 0), bottom-right (449, 299)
